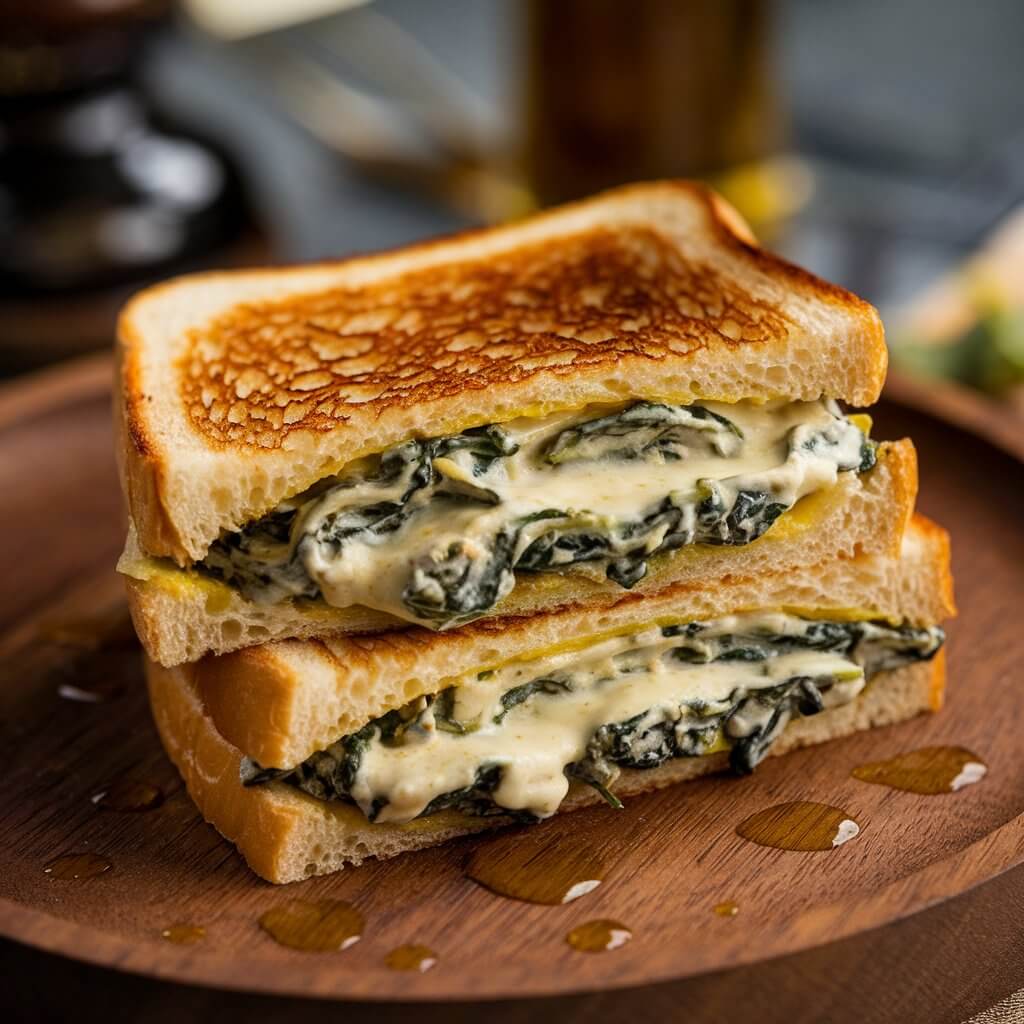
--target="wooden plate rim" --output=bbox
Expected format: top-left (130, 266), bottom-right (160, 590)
top-left (0, 352), bottom-right (112, 432)
top-left (0, 812), bottom-right (1022, 1002)
top-left (1, 357), bottom-right (1022, 1000)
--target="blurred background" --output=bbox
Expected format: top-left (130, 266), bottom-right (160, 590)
top-left (2, 0), bottom-right (1023, 404)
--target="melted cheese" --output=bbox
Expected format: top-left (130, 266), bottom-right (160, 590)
top-left (351, 615), bottom-right (866, 824)
top-left (299, 399), bottom-right (865, 624)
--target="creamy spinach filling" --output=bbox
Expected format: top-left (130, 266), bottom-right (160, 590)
top-left (201, 399), bottom-right (875, 629)
top-left (241, 614), bottom-right (943, 825)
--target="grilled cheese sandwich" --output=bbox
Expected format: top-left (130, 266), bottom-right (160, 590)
top-left (116, 182), bottom-right (907, 666)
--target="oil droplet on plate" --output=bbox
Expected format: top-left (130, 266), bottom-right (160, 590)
top-left (852, 746), bottom-right (987, 795)
top-left (713, 900), bottom-right (739, 917)
top-left (736, 801), bottom-right (860, 851)
top-left (162, 924), bottom-right (206, 945)
top-left (44, 852), bottom-right (112, 880)
top-left (567, 920), bottom-right (633, 953)
top-left (385, 944), bottom-right (437, 972)
top-left (466, 826), bottom-right (605, 904)
top-left (54, 648), bottom-right (136, 703)
top-left (56, 678), bottom-right (124, 703)
top-left (92, 778), bottom-right (164, 812)
top-left (259, 899), bottom-right (363, 952)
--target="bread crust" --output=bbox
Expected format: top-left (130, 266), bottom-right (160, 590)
top-left (146, 652), bottom-right (944, 884)
top-left (115, 340), bottom-right (185, 560)
top-left (117, 180), bottom-right (887, 563)
top-left (122, 438), bottom-right (919, 668)
top-left (902, 513), bottom-right (957, 620)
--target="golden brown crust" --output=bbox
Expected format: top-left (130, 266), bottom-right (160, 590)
top-left (908, 513), bottom-right (957, 619)
top-left (892, 436), bottom-right (919, 538)
top-left (927, 648), bottom-right (947, 710)
top-left (197, 643), bottom-right (299, 764)
top-left (115, 318), bottom-right (184, 559)
top-left (117, 180), bottom-right (888, 562)
top-left (148, 652), bottom-right (942, 884)
top-left (175, 185), bottom-right (884, 449)
top-left (178, 225), bottom-right (801, 449)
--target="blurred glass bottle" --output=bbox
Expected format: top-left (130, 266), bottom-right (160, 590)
top-left (521, 0), bottom-right (807, 231)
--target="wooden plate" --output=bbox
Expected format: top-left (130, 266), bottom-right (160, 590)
top-left (0, 357), bottom-right (1021, 1002)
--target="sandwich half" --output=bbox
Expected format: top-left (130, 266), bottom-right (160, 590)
top-left (147, 516), bottom-right (954, 884)
top-left (118, 180), bottom-right (913, 666)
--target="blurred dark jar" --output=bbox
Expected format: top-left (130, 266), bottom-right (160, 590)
top-left (0, 0), bottom-right (249, 372)
top-left (0, 0), bottom-right (166, 96)
top-left (523, 0), bottom-right (784, 209)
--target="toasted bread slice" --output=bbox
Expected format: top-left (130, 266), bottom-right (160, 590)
top-left (147, 515), bottom-right (951, 883)
top-left (122, 437), bottom-right (918, 667)
top-left (146, 653), bottom-right (945, 885)
top-left (118, 180), bottom-right (886, 565)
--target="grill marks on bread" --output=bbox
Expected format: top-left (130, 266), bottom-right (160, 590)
top-left (181, 227), bottom-right (794, 449)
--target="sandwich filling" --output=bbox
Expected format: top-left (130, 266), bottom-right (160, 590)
top-left (241, 612), bottom-right (943, 824)
top-left (203, 399), bottom-right (875, 629)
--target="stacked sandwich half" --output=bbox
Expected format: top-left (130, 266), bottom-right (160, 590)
top-left (116, 182), bottom-right (954, 883)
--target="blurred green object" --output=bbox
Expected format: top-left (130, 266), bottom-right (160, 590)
top-left (895, 303), bottom-right (1024, 397)
top-left (893, 206), bottom-right (1024, 401)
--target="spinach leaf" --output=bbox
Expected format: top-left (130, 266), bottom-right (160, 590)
top-left (544, 402), bottom-right (742, 465)
top-left (430, 424), bottom-right (519, 475)
top-left (859, 439), bottom-right (878, 473)
top-left (239, 758), bottom-right (289, 787)
top-left (727, 677), bottom-right (824, 775)
top-left (402, 523), bottom-right (521, 625)
top-left (420, 764), bottom-right (537, 823)
top-left (432, 687), bottom-right (480, 734)
top-left (696, 486), bottom-right (789, 547)
top-left (564, 767), bottom-right (624, 810)
top-left (493, 676), bottom-right (573, 724)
